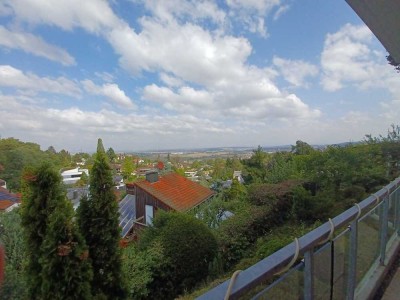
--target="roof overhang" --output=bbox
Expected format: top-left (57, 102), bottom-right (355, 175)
top-left (346, 0), bottom-right (400, 63)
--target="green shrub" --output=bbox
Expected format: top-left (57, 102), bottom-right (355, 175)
top-left (139, 211), bottom-right (217, 299)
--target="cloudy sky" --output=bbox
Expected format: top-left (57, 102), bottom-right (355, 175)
top-left (0, 0), bottom-right (399, 152)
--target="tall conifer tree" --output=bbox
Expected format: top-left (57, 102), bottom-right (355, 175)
top-left (40, 200), bottom-right (92, 299)
top-left (77, 138), bottom-right (126, 299)
top-left (20, 164), bottom-right (65, 299)
top-left (20, 164), bottom-right (92, 299)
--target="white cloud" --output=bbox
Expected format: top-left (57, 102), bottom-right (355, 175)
top-left (106, 12), bottom-right (319, 122)
top-left (321, 24), bottom-right (375, 91)
top-left (321, 23), bottom-right (400, 95)
top-left (273, 4), bottom-right (290, 21)
top-left (226, 0), bottom-right (284, 37)
top-left (143, 84), bottom-right (214, 113)
top-left (159, 73), bottom-right (184, 87)
top-left (2, 0), bottom-right (123, 33)
top-left (0, 93), bottom-right (232, 151)
top-left (107, 20), bottom-right (252, 84)
top-left (273, 56), bottom-right (318, 87)
top-left (0, 0), bottom-right (324, 149)
top-left (226, 0), bottom-right (281, 15)
top-left (0, 65), bottom-right (81, 97)
top-left (0, 26), bottom-right (75, 65)
top-left (139, 0), bottom-right (227, 26)
top-left (143, 81), bottom-right (320, 121)
top-left (94, 71), bottom-right (115, 83)
top-left (82, 79), bottom-right (136, 109)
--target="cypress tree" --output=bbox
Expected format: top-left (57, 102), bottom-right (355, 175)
top-left (20, 164), bottom-right (66, 299)
top-left (20, 163), bottom-right (92, 299)
top-left (77, 138), bottom-right (126, 299)
top-left (40, 200), bottom-right (92, 299)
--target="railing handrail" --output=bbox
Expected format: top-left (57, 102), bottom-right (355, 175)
top-left (197, 178), bottom-right (400, 300)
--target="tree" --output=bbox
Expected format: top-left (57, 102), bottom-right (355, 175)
top-left (242, 146), bottom-right (268, 184)
top-left (122, 156), bottom-right (135, 181)
top-left (20, 164), bottom-right (66, 298)
top-left (122, 242), bottom-right (168, 300)
top-left (139, 211), bottom-right (217, 299)
top-left (20, 163), bottom-right (91, 299)
top-left (40, 200), bottom-right (92, 299)
top-left (0, 210), bottom-right (27, 299)
top-left (77, 138), bottom-right (126, 299)
top-left (75, 171), bottom-right (89, 187)
top-left (106, 147), bottom-right (117, 163)
top-left (291, 140), bottom-right (315, 155)
top-left (223, 178), bottom-right (247, 202)
top-left (46, 146), bottom-right (57, 154)
top-left (387, 54), bottom-right (400, 73)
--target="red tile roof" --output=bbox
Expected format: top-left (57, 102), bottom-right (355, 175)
top-left (135, 173), bottom-right (214, 212)
top-left (0, 200), bottom-right (15, 211)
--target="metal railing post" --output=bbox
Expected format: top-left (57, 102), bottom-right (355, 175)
top-left (304, 250), bottom-right (314, 300)
top-left (346, 220), bottom-right (358, 300)
top-left (379, 194), bottom-right (390, 265)
top-left (395, 188), bottom-right (400, 236)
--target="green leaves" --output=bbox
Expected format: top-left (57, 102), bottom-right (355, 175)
top-left (20, 163), bottom-right (92, 300)
top-left (77, 139), bottom-right (126, 299)
top-left (138, 211), bottom-right (217, 299)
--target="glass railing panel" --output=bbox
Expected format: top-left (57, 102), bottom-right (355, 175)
top-left (314, 243), bottom-right (331, 299)
top-left (252, 263), bottom-right (304, 300)
top-left (356, 204), bottom-right (381, 285)
top-left (332, 229), bottom-right (350, 300)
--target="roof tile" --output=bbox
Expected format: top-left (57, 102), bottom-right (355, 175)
top-left (135, 173), bottom-right (214, 212)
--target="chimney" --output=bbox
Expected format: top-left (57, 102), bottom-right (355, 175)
top-left (146, 170), bottom-right (159, 183)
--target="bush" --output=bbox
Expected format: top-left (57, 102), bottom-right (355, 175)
top-left (290, 186), bottom-right (335, 222)
top-left (122, 242), bottom-right (168, 300)
top-left (216, 205), bottom-right (279, 269)
top-left (139, 211), bottom-right (217, 299)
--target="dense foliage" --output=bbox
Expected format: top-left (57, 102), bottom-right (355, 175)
top-left (0, 210), bottom-right (27, 299)
top-left (77, 139), bottom-right (126, 299)
top-left (20, 164), bottom-right (91, 299)
top-left (1, 126), bottom-right (400, 299)
top-left (0, 138), bottom-right (74, 191)
top-left (131, 211), bottom-right (217, 299)
top-left (39, 199), bottom-right (92, 299)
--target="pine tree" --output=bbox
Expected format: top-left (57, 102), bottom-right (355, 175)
top-left (20, 163), bottom-right (92, 299)
top-left (77, 138), bottom-right (126, 299)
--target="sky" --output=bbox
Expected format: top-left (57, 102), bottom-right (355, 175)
top-left (0, 0), bottom-right (399, 153)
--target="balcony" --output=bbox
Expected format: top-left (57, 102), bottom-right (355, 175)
top-left (198, 177), bottom-right (400, 299)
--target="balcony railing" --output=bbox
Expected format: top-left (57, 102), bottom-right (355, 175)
top-left (197, 177), bottom-right (400, 300)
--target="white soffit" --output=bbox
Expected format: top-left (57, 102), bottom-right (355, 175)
top-left (346, 0), bottom-right (400, 63)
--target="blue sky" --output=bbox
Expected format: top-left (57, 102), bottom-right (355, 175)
top-left (0, 0), bottom-right (399, 152)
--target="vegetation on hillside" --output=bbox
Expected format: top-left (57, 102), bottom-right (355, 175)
top-left (0, 125), bottom-right (399, 299)
top-left (20, 164), bottom-right (92, 299)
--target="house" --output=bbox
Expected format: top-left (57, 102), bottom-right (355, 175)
top-left (0, 187), bottom-right (21, 212)
top-left (124, 171), bottom-right (214, 228)
top-left (111, 163), bottom-right (122, 173)
top-left (233, 171), bottom-right (245, 184)
top-left (66, 187), bottom-right (89, 210)
top-left (61, 168), bottom-right (89, 185)
top-left (0, 179), bottom-right (6, 189)
top-left (135, 166), bottom-right (154, 177)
